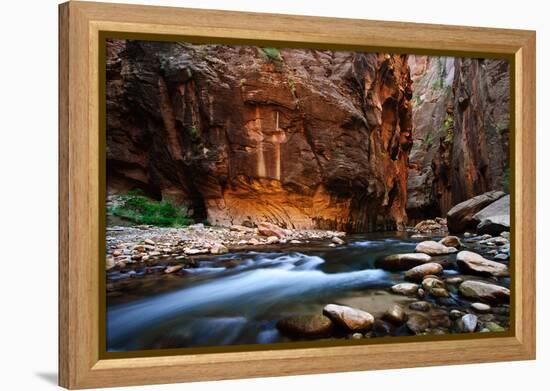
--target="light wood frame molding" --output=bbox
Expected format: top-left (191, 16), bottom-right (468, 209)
top-left (59, 1), bottom-right (536, 389)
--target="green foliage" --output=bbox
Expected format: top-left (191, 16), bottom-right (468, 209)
top-left (412, 95), bottom-right (424, 109)
top-left (189, 125), bottom-right (200, 139)
top-left (109, 189), bottom-right (193, 227)
top-left (442, 116), bottom-right (454, 131)
top-left (261, 47), bottom-right (283, 62)
top-left (422, 133), bottom-right (434, 148)
top-left (496, 121), bottom-right (509, 135)
top-left (501, 167), bottom-right (510, 189)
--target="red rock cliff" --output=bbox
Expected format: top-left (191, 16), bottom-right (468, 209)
top-left (106, 40), bottom-right (413, 232)
top-left (406, 55), bottom-right (510, 219)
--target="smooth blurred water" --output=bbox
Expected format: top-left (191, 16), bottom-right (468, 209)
top-left (106, 233), bottom-right (465, 351)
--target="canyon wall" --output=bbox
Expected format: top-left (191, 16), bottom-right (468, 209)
top-left (106, 40), bottom-right (413, 232)
top-left (406, 55), bottom-right (510, 220)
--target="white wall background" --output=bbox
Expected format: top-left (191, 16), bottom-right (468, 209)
top-left (0, 0), bottom-right (546, 389)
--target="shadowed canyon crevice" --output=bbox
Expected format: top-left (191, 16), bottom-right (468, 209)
top-left (106, 40), bottom-right (509, 232)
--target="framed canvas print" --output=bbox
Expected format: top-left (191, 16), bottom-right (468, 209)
top-left (59, 1), bottom-right (536, 389)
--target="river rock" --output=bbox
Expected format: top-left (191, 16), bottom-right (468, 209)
top-left (331, 236), bottom-right (345, 245)
top-left (383, 304), bottom-right (407, 325)
top-left (257, 222), bottom-right (286, 239)
top-left (407, 313), bottom-right (430, 334)
top-left (473, 195), bottom-right (510, 235)
top-left (375, 253), bottom-right (432, 271)
top-left (230, 225), bottom-right (254, 233)
top-left (485, 322), bottom-right (505, 332)
top-left (210, 244), bottom-right (229, 254)
top-left (409, 301), bottom-right (431, 312)
top-left (391, 283), bottom-right (419, 296)
top-left (106, 257), bottom-right (116, 270)
top-left (456, 250), bottom-right (509, 277)
top-left (445, 276), bottom-right (464, 284)
top-left (450, 309), bottom-right (464, 319)
top-left (430, 287), bottom-right (449, 297)
top-left (414, 219), bottom-right (446, 233)
top-left (422, 276), bottom-right (445, 291)
top-left (373, 319), bottom-right (395, 336)
top-left (144, 238), bottom-right (155, 245)
top-left (494, 253), bottom-right (509, 261)
top-left (439, 235), bottom-right (462, 248)
top-left (460, 314), bottom-right (478, 332)
top-left (276, 315), bottom-right (334, 338)
top-left (405, 263), bottom-right (443, 281)
top-left (164, 264), bottom-right (183, 274)
top-left (446, 191), bottom-right (506, 233)
top-left (458, 280), bottom-right (510, 303)
top-left (415, 241), bottom-right (457, 255)
top-left (350, 332), bottom-right (363, 339)
top-left (266, 236), bottom-right (280, 244)
top-left (471, 302), bottom-right (492, 313)
top-left (323, 304), bottom-right (374, 331)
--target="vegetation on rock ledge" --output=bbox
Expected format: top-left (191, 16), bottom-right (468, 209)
top-left (108, 189), bottom-right (193, 227)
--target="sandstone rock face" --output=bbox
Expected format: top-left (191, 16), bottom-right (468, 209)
top-left (106, 40), bottom-right (413, 232)
top-left (406, 56), bottom-right (510, 220)
top-left (458, 280), bottom-right (510, 303)
top-left (323, 304), bottom-right (375, 331)
top-left (446, 191), bottom-right (506, 233)
top-left (456, 250), bottom-right (509, 277)
top-left (473, 195), bottom-right (510, 235)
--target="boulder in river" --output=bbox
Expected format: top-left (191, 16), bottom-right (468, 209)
top-left (323, 304), bottom-right (374, 331)
top-left (471, 302), bottom-right (492, 313)
top-left (405, 263), bottom-right (443, 281)
top-left (391, 283), bottom-right (419, 296)
top-left (439, 235), bottom-right (462, 248)
top-left (375, 253), bottom-right (432, 271)
top-left (458, 280), bottom-right (510, 303)
top-left (456, 250), bottom-right (509, 277)
top-left (460, 314), bottom-right (478, 332)
top-left (276, 314), bottom-right (334, 338)
top-left (164, 265), bottom-right (183, 274)
top-left (383, 304), bottom-right (407, 325)
top-left (473, 195), bottom-right (510, 235)
top-left (446, 190), bottom-right (506, 233)
top-left (415, 240), bottom-right (457, 255)
top-left (409, 301), bottom-right (431, 312)
top-left (407, 313), bottom-right (430, 334)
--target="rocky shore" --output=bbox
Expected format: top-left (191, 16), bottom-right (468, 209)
top-left (106, 221), bottom-right (346, 271)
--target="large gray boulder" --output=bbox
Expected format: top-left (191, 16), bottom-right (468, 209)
top-left (473, 195), bottom-right (510, 235)
top-left (446, 191), bottom-right (506, 233)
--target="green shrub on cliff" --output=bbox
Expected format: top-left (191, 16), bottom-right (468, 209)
top-left (109, 189), bottom-right (193, 227)
top-left (261, 47), bottom-right (283, 62)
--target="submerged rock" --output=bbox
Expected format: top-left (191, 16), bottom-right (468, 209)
top-left (375, 253), bottom-right (432, 271)
top-left (276, 315), bottom-right (334, 338)
top-left (456, 250), bottom-right (509, 277)
top-left (458, 280), bottom-right (510, 303)
top-left (409, 301), bottom-right (431, 312)
top-left (415, 241), bottom-right (457, 255)
top-left (323, 304), bottom-right (374, 331)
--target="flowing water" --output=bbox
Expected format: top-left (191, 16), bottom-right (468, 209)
top-left (106, 232), bottom-right (508, 351)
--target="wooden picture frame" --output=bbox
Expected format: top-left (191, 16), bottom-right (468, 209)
top-left (59, 1), bottom-right (536, 389)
